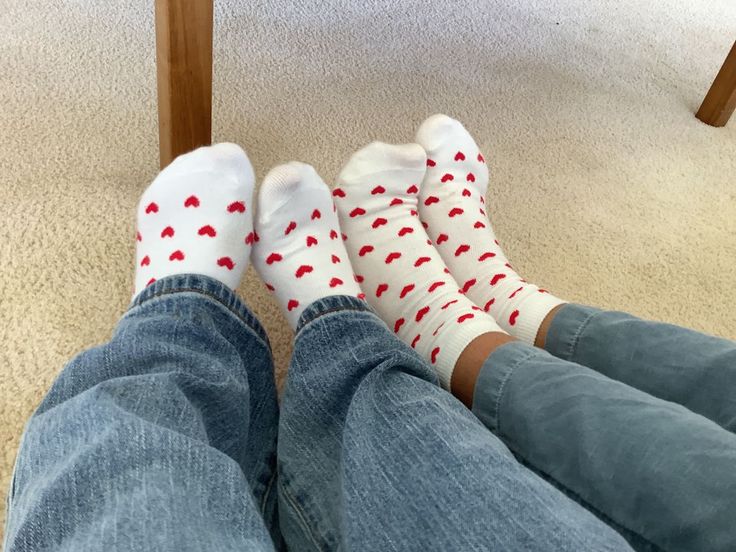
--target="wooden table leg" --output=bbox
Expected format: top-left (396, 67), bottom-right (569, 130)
top-left (155, 0), bottom-right (214, 169)
top-left (696, 41), bottom-right (736, 128)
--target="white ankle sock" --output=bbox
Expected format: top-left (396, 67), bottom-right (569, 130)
top-left (252, 162), bottom-right (364, 329)
top-left (134, 143), bottom-right (255, 297)
top-left (335, 141), bottom-right (504, 388)
top-left (416, 114), bottom-right (566, 344)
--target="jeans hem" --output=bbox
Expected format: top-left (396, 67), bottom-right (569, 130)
top-left (544, 303), bottom-right (602, 362)
top-left (295, 295), bottom-right (375, 335)
top-left (126, 273), bottom-right (270, 347)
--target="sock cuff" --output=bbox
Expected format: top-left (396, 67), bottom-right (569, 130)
top-left (434, 316), bottom-right (504, 390)
top-left (512, 294), bottom-right (567, 345)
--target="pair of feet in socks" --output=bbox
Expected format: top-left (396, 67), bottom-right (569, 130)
top-left (134, 114), bottom-right (565, 388)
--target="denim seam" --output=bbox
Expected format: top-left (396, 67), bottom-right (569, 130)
top-left (260, 466), bottom-right (277, 516)
top-left (296, 306), bottom-right (375, 338)
top-left (561, 310), bottom-right (599, 361)
top-left (125, 287), bottom-right (269, 349)
top-left (277, 477), bottom-right (327, 552)
top-left (493, 349), bottom-right (539, 435)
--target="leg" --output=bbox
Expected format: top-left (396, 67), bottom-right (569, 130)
top-left (155, 0), bottom-right (213, 168)
top-left (540, 304), bottom-right (736, 433)
top-left (5, 276), bottom-right (280, 551)
top-left (466, 339), bottom-right (736, 552)
top-left (248, 162), bottom-right (630, 550)
top-left (278, 297), bottom-right (631, 551)
top-left (696, 41), bottom-right (736, 127)
top-left (5, 145), bottom-right (280, 550)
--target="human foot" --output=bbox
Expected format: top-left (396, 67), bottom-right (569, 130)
top-left (134, 143), bottom-right (255, 296)
top-left (252, 162), bottom-right (363, 329)
top-left (335, 141), bottom-right (504, 388)
top-left (416, 114), bottom-right (566, 344)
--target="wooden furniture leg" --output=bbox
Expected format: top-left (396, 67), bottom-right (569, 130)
top-left (696, 41), bottom-right (736, 128)
top-left (155, 0), bottom-right (214, 168)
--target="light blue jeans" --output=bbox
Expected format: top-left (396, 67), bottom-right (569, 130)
top-left (4, 275), bottom-right (734, 551)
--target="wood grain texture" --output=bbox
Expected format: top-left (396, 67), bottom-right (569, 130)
top-left (696, 41), bottom-right (736, 128)
top-left (155, 0), bottom-right (214, 168)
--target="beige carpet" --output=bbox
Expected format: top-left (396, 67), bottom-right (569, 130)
top-left (2, 0), bottom-right (735, 534)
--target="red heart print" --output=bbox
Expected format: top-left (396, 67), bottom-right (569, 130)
top-left (443, 268), bottom-right (450, 274)
top-left (285, 221), bottom-right (297, 235)
top-left (483, 298), bottom-right (495, 312)
top-left (478, 252), bottom-right (496, 261)
top-left (311, 209), bottom-right (321, 220)
top-left (424, 196), bottom-right (440, 206)
top-left (372, 217), bottom-right (388, 229)
top-left (399, 283), bottom-right (415, 299)
top-left (140, 255), bottom-right (150, 267)
top-left (455, 244), bottom-right (470, 256)
top-left (414, 256), bottom-right (431, 267)
top-left (426, 239), bottom-right (432, 246)
top-left (147, 277), bottom-right (156, 286)
top-left (466, 173), bottom-right (475, 182)
top-left (411, 334), bottom-right (421, 348)
top-left (332, 188), bottom-right (346, 198)
top-left (227, 201), bottom-right (244, 212)
top-left (457, 313), bottom-right (475, 323)
top-left (441, 299), bottom-right (459, 310)
top-left (330, 229), bottom-right (338, 240)
top-left (295, 264), bottom-right (313, 278)
top-left (406, 184), bottom-right (418, 194)
top-left (288, 299), bottom-right (299, 311)
top-left (217, 256), bottom-right (235, 270)
top-left (244, 232), bottom-right (255, 245)
top-left (394, 318), bottom-right (405, 333)
top-left (385, 252), bottom-right (402, 264)
top-left (350, 207), bottom-right (366, 217)
top-left (169, 250), bottom-right (185, 261)
top-left (371, 185), bottom-right (385, 195)
top-left (329, 277), bottom-right (343, 288)
top-left (478, 153), bottom-right (485, 163)
top-left (253, 231), bottom-right (260, 242)
top-left (454, 151), bottom-right (465, 161)
top-left (266, 253), bottom-right (283, 265)
top-left (430, 347), bottom-right (440, 364)
top-left (448, 207), bottom-right (464, 217)
top-left (462, 188), bottom-right (471, 197)
top-left (509, 310), bottom-right (520, 326)
top-left (306, 235), bottom-right (318, 247)
top-left (441, 173), bottom-right (454, 183)
top-left (480, 208), bottom-right (486, 216)
top-left (145, 202), bottom-right (158, 214)
top-left (415, 306), bottom-right (430, 322)
top-left (428, 281), bottom-right (445, 293)
top-left (461, 278), bottom-right (477, 293)
top-left (490, 273), bottom-right (507, 286)
top-left (376, 283), bottom-right (388, 297)
top-left (355, 274), bottom-right (364, 283)
top-left (390, 198), bottom-right (403, 206)
top-left (184, 195), bottom-right (200, 208)
top-left (474, 221), bottom-right (486, 229)
top-left (136, 231), bottom-right (142, 242)
top-left (426, 159), bottom-right (436, 167)
top-left (436, 234), bottom-right (449, 244)
top-left (509, 286), bottom-right (524, 299)
top-left (398, 226), bottom-right (413, 237)
top-left (358, 292), bottom-right (366, 300)
top-left (505, 262), bottom-right (513, 269)
top-left (331, 254), bottom-right (340, 264)
top-left (359, 245), bottom-right (374, 256)
top-left (161, 226), bottom-right (175, 238)
top-left (539, 289), bottom-right (549, 294)
top-left (198, 225), bottom-right (216, 237)
top-left (266, 283), bottom-right (275, 292)
top-left (421, 221), bottom-right (429, 230)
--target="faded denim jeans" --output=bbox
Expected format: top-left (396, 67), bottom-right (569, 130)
top-left (4, 275), bottom-right (735, 550)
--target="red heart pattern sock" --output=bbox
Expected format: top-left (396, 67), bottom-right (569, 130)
top-left (134, 143), bottom-right (255, 297)
top-left (335, 141), bottom-right (504, 389)
top-left (252, 162), bottom-right (363, 329)
top-left (416, 114), bottom-right (566, 344)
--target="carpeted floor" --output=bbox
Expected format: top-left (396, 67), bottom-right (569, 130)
top-left (1, 0), bottom-right (735, 535)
